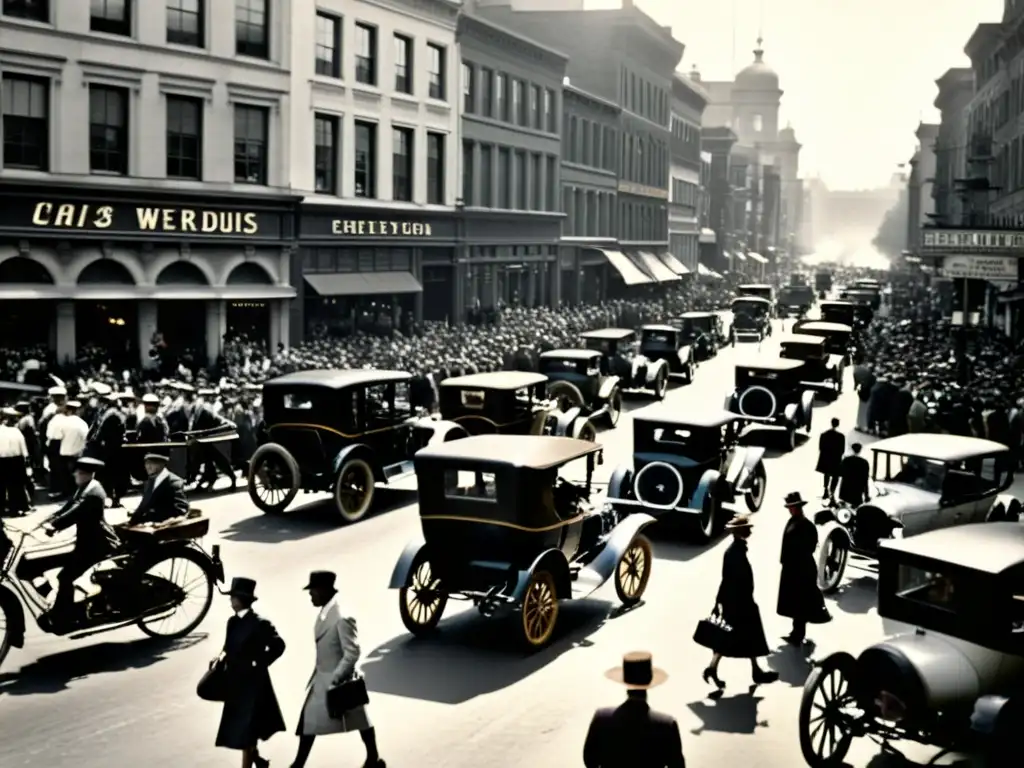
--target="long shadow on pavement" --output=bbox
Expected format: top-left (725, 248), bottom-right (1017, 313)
top-left (362, 600), bottom-right (612, 704)
top-left (767, 641), bottom-right (816, 687)
top-left (0, 634), bottom-right (208, 696)
top-left (687, 691), bottom-right (768, 735)
top-left (865, 751), bottom-right (974, 767)
top-left (646, 520), bottom-right (727, 564)
top-left (827, 575), bottom-right (877, 615)
top-left (740, 426), bottom-right (810, 459)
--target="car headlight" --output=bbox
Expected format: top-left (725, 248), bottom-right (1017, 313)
top-left (836, 507), bottom-right (853, 524)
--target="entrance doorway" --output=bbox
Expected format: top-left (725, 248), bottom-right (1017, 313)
top-left (227, 301), bottom-right (270, 346)
top-left (76, 302), bottom-right (138, 369)
top-left (157, 301), bottom-right (207, 366)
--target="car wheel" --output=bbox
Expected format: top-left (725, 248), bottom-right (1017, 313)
top-left (690, 493), bottom-right (717, 544)
top-left (333, 457), bottom-right (376, 524)
top-left (799, 653), bottom-right (858, 767)
top-left (519, 570), bottom-right (559, 650)
top-left (607, 389), bottom-right (622, 427)
top-left (547, 380), bottom-right (586, 411)
top-left (399, 549), bottom-right (447, 635)
top-left (247, 443), bottom-right (300, 514)
top-left (785, 426), bottom-right (797, 451)
top-left (817, 530), bottom-right (849, 593)
top-left (614, 535), bottom-right (652, 607)
top-left (653, 371), bottom-right (667, 400)
top-left (744, 462), bottom-right (767, 512)
top-left (571, 418), bottom-right (597, 442)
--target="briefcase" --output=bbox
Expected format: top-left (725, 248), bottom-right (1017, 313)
top-left (197, 658), bottom-right (228, 702)
top-left (326, 674), bottom-right (369, 718)
top-left (692, 611), bottom-right (734, 652)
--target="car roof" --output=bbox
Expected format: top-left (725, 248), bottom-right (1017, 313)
top-left (441, 371), bottom-right (547, 390)
top-left (416, 435), bottom-right (601, 469)
top-left (641, 324), bottom-right (679, 333)
top-left (820, 300), bottom-right (853, 307)
top-left (879, 523), bottom-right (1024, 576)
top-left (735, 357), bottom-right (806, 372)
top-left (635, 408), bottom-right (738, 429)
top-left (870, 433), bottom-right (1009, 460)
top-left (797, 321), bottom-right (853, 333)
top-left (540, 348), bottom-right (602, 361)
top-left (782, 334), bottom-right (826, 345)
top-left (731, 296), bottom-right (771, 304)
top-left (738, 283), bottom-right (772, 289)
top-left (580, 328), bottom-right (635, 340)
top-left (679, 311), bottom-right (715, 319)
top-left (264, 369), bottom-right (411, 389)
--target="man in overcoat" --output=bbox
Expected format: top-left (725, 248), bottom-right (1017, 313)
top-left (583, 652), bottom-right (686, 768)
top-left (777, 492), bottom-right (831, 645)
top-left (838, 443), bottom-right (870, 508)
top-left (290, 570), bottom-right (385, 768)
top-left (815, 418), bottom-right (845, 503)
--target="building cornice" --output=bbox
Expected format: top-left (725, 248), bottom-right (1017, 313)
top-left (672, 73), bottom-right (708, 110)
top-left (457, 13), bottom-right (569, 70)
top-left (564, 83), bottom-right (620, 114)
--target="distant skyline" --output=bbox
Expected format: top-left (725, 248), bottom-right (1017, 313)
top-left (583, 0), bottom-right (1003, 191)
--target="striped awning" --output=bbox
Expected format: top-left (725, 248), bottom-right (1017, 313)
top-left (634, 251), bottom-right (680, 282)
top-left (658, 252), bottom-right (690, 275)
top-left (592, 248), bottom-right (652, 285)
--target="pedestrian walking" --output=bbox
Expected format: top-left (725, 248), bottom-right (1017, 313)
top-left (0, 407), bottom-right (30, 517)
top-left (290, 570), bottom-right (385, 768)
top-left (777, 492), bottom-right (831, 645)
top-left (214, 577), bottom-right (286, 768)
top-left (838, 443), bottom-right (871, 508)
top-left (852, 363), bottom-right (874, 432)
top-left (583, 651), bottom-right (686, 768)
top-left (815, 418), bottom-right (845, 503)
top-left (700, 514), bottom-right (778, 690)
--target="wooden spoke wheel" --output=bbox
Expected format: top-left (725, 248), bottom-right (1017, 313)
top-left (333, 458), bottom-right (375, 524)
top-left (799, 653), bottom-right (861, 767)
top-left (247, 444), bottom-right (300, 514)
top-left (0, 600), bottom-right (14, 670)
top-left (398, 552), bottom-right (447, 635)
top-left (614, 535), bottom-right (652, 606)
top-left (520, 570), bottom-right (559, 649)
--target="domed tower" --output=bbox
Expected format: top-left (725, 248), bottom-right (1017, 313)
top-left (731, 38), bottom-right (782, 144)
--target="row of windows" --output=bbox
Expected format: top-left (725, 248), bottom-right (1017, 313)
top-left (562, 187), bottom-right (616, 239)
top-left (621, 66), bottom-right (669, 126)
top-left (671, 179), bottom-right (699, 209)
top-left (620, 200), bottom-right (668, 242)
top-left (671, 115), bottom-right (701, 161)
top-left (302, 248), bottom-right (413, 274)
top-left (462, 61), bottom-right (557, 133)
top-left (461, 140), bottom-right (558, 213)
top-left (668, 233), bottom-right (699, 270)
top-left (622, 132), bottom-right (669, 189)
top-left (316, 12), bottom-right (447, 100)
top-left (563, 114), bottom-right (616, 172)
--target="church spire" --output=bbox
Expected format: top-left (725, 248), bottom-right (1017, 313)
top-left (754, 36), bottom-right (764, 62)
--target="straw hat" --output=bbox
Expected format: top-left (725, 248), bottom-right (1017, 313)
top-left (604, 651), bottom-right (668, 689)
top-left (725, 513), bottom-right (753, 530)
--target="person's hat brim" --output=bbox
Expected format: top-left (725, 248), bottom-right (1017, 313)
top-left (217, 586), bottom-right (258, 601)
top-left (604, 665), bottom-right (669, 689)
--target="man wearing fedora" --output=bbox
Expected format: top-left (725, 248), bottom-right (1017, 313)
top-left (290, 570), bottom-right (385, 768)
top-left (583, 651), bottom-right (686, 767)
top-left (778, 492), bottom-right (831, 645)
top-left (128, 449), bottom-right (188, 525)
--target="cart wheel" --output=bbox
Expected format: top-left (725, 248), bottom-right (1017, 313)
top-left (334, 457), bottom-right (375, 524)
top-left (799, 653), bottom-right (860, 767)
top-left (607, 389), bottom-right (622, 427)
top-left (520, 570), bottom-right (559, 649)
top-left (817, 530), bottom-right (849, 594)
top-left (744, 462), bottom-right (767, 512)
top-left (399, 550), bottom-right (447, 635)
top-left (653, 371), bottom-right (667, 400)
top-left (247, 444), bottom-right (300, 514)
top-left (614, 534), bottom-right (652, 606)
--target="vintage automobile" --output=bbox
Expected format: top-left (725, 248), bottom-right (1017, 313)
top-left (799, 523), bottom-right (1024, 768)
top-left (819, 299), bottom-right (871, 329)
top-left (576, 327), bottom-right (687, 398)
top-left (388, 435), bottom-right (656, 649)
top-left (677, 311), bottom-right (730, 359)
top-left (437, 371), bottom-right (595, 441)
top-left (840, 287), bottom-right (882, 313)
top-left (790, 320), bottom-right (855, 363)
top-left (247, 369), bottom-right (463, 523)
top-left (606, 409), bottom-right (768, 542)
top-left (737, 283), bottom-right (775, 304)
top-left (725, 358), bottom-right (815, 450)
top-left (635, 324), bottom-right (697, 386)
top-left (538, 348), bottom-right (622, 426)
top-left (814, 270), bottom-right (833, 294)
top-left (779, 334), bottom-right (845, 398)
top-left (731, 296), bottom-right (774, 341)
top-left (777, 284), bottom-right (816, 317)
top-left (814, 433), bottom-right (1019, 593)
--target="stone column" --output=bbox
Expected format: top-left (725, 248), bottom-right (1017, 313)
top-left (54, 301), bottom-right (76, 365)
top-left (412, 250), bottom-right (424, 322)
top-left (205, 300), bottom-right (226, 364)
top-left (137, 300), bottom-right (158, 369)
top-left (489, 264), bottom-right (499, 307)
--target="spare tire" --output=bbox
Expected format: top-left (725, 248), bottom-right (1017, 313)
top-left (634, 461), bottom-right (684, 509)
top-left (738, 386), bottom-right (777, 418)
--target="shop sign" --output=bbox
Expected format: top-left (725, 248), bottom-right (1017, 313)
top-left (921, 229), bottom-right (1024, 251)
top-left (940, 255), bottom-right (1018, 280)
top-left (330, 219), bottom-right (433, 236)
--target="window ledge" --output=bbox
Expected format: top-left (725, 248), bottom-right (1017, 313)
top-left (391, 93), bottom-right (418, 108)
top-left (311, 77), bottom-right (346, 96)
top-left (425, 100), bottom-right (451, 116)
top-left (352, 84), bottom-right (383, 103)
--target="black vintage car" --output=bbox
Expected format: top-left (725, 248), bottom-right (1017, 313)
top-left (677, 311), bottom-right (730, 360)
top-left (607, 409), bottom-right (768, 542)
top-left (634, 324), bottom-right (696, 386)
top-left (777, 284), bottom-right (815, 317)
top-left (730, 296), bottom-right (774, 341)
top-left (839, 288), bottom-right (881, 314)
top-left (539, 348), bottom-right (622, 426)
top-left (737, 283), bottom-right (775, 304)
top-left (790, 320), bottom-right (855, 363)
top-left (438, 371), bottom-right (595, 441)
top-left (819, 299), bottom-right (861, 328)
top-left (725, 358), bottom-right (815, 450)
top-left (780, 333), bottom-right (845, 397)
top-left (247, 370), bottom-right (461, 523)
top-left (578, 328), bottom-right (673, 399)
top-left (389, 435), bottom-right (655, 649)
top-left (814, 270), bottom-right (832, 294)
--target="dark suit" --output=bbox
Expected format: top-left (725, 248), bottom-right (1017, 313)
top-left (584, 697), bottom-right (686, 768)
top-left (838, 454), bottom-right (870, 507)
top-left (136, 412), bottom-right (170, 444)
top-left (189, 405), bottom-right (236, 486)
top-left (777, 515), bottom-right (830, 639)
top-left (815, 428), bottom-right (845, 497)
top-left (129, 471), bottom-right (188, 525)
top-left (91, 407), bottom-right (126, 503)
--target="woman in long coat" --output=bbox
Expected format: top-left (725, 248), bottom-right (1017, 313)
top-left (777, 492), bottom-right (831, 645)
top-left (701, 515), bottom-right (778, 690)
top-left (215, 577), bottom-right (286, 768)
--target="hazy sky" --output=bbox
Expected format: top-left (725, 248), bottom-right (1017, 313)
top-left (584, 0), bottom-right (1003, 191)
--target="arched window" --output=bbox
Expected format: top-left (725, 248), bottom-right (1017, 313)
top-left (226, 262), bottom-right (273, 285)
top-left (0, 257), bottom-right (55, 284)
top-left (156, 261), bottom-right (208, 285)
top-left (77, 259), bottom-right (134, 284)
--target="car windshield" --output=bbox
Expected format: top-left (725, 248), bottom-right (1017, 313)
top-left (643, 330), bottom-right (675, 345)
top-left (733, 299), bottom-right (769, 316)
top-left (875, 453), bottom-right (946, 493)
top-left (897, 564), bottom-right (962, 613)
top-left (682, 316), bottom-right (711, 333)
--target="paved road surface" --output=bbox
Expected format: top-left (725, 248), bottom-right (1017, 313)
top-left (0, 321), bottom-right (975, 767)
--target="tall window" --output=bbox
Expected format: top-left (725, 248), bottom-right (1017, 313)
top-left (513, 80), bottom-right (526, 125)
top-left (233, 104), bottom-right (267, 184)
top-left (354, 120), bottom-right (376, 198)
top-left (515, 151), bottom-right (526, 209)
top-left (480, 68), bottom-right (493, 117)
top-left (314, 114), bottom-right (338, 194)
top-left (480, 145), bottom-right (493, 207)
top-left (427, 43), bottom-right (446, 100)
top-left (91, 0), bottom-right (131, 36)
top-left (530, 85), bottom-right (541, 130)
top-left (545, 155), bottom-right (557, 212)
top-left (462, 140), bottom-right (474, 206)
top-left (167, 0), bottom-right (203, 46)
top-left (752, 114), bottom-right (763, 132)
top-left (88, 85), bottom-right (128, 175)
top-left (2, 75), bottom-right (48, 170)
top-left (235, 0), bottom-right (268, 58)
top-left (497, 148), bottom-right (510, 208)
top-left (531, 153), bottom-right (541, 210)
top-left (393, 34), bottom-right (412, 94)
top-left (427, 132), bottom-right (445, 205)
top-left (496, 74), bottom-right (507, 121)
top-left (544, 88), bottom-right (555, 132)
top-left (3, 1), bottom-right (49, 22)
top-left (166, 95), bottom-right (202, 179)
top-left (315, 12), bottom-right (340, 78)
top-left (462, 62), bottom-right (475, 114)
top-left (392, 126), bottom-right (413, 202)
top-left (355, 23), bottom-right (377, 85)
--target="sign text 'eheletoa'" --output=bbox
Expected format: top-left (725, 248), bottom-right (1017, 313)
top-left (30, 202), bottom-right (261, 234)
top-left (940, 255), bottom-right (1018, 280)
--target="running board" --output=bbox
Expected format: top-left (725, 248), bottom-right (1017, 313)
top-left (383, 460), bottom-right (415, 481)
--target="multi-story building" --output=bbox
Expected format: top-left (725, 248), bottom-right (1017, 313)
top-left (906, 123), bottom-right (939, 256)
top-left (0, 0), bottom-right (299, 366)
top-left (699, 126), bottom-right (738, 273)
top-left (457, 12), bottom-right (566, 314)
top-left (932, 68), bottom-right (973, 225)
top-left (668, 71), bottom-right (707, 274)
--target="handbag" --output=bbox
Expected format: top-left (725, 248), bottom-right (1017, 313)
top-left (692, 607), bottom-right (734, 652)
top-left (197, 658), bottom-right (229, 702)
top-left (326, 674), bottom-right (370, 718)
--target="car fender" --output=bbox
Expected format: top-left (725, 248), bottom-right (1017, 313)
top-left (677, 344), bottom-right (694, 367)
top-left (690, 469), bottom-right (721, 510)
top-left (0, 584), bottom-right (25, 648)
top-left (783, 402), bottom-right (799, 424)
top-left (553, 406), bottom-right (585, 437)
top-left (607, 463), bottom-right (634, 500)
top-left (630, 356), bottom-right (649, 386)
top-left (724, 393), bottom-right (737, 413)
top-left (388, 537), bottom-right (427, 589)
top-left (575, 513), bottom-right (656, 586)
top-left (800, 390), bottom-right (815, 420)
top-left (984, 493), bottom-right (1022, 522)
top-left (645, 358), bottom-right (668, 384)
top-left (332, 442), bottom-right (382, 481)
top-left (816, 519), bottom-right (852, 549)
top-left (970, 694), bottom-right (1016, 738)
top-left (416, 418), bottom-right (467, 446)
top-left (513, 548), bottom-right (573, 601)
top-left (725, 445), bottom-right (767, 491)
top-left (597, 376), bottom-right (621, 401)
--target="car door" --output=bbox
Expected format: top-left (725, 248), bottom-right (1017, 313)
top-left (936, 466), bottom-right (985, 529)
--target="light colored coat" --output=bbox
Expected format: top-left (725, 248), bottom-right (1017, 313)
top-left (299, 601), bottom-right (370, 735)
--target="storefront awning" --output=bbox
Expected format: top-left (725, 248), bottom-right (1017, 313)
top-left (657, 252), bottom-right (690, 275)
top-left (697, 264), bottom-right (723, 279)
top-left (699, 228), bottom-right (717, 244)
top-left (592, 248), bottom-right (652, 285)
top-left (747, 252), bottom-right (768, 264)
top-left (305, 271), bottom-right (423, 296)
top-left (733, 251), bottom-right (747, 261)
top-left (634, 251), bottom-right (680, 282)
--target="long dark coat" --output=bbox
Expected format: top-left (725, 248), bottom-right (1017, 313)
top-left (713, 538), bottom-right (770, 658)
top-left (815, 429), bottom-right (845, 475)
top-left (838, 454), bottom-right (870, 507)
top-left (215, 611), bottom-right (287, 750)
top-left (777, 515), bottom-right (831, 623)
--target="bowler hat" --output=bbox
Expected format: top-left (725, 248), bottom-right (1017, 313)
top-left (784, 491), bottom-right (808, 507)
top-left (220, 576), bottom-right (258, 601)
top-left (75, 456), bottom-right (104, 472)
top-left (303, 570), bottom-right (337, 591)
top-left (604, 651), bottom-right (668, 689)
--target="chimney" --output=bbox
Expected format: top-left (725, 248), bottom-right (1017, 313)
top-left (689, 65), bottom-right (701, 83)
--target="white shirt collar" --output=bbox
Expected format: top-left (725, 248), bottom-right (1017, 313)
top-left (318, 594), bottom-right (337, 621)
top-left (235, 608), bottom-right (250, 619)
top-left (151, 467), bottom-right (169, 488)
